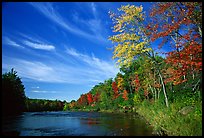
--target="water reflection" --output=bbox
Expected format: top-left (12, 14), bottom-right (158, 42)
top-left (2, 111), bottom-right (153, 136)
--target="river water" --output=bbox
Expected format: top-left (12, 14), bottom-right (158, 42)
top-left (2, 111), bottom-right (153, 136)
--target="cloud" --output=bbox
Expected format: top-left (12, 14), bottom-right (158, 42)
top-left (29, 2), bottom-right (108, 44)
top-left (2, 55), bottom-right (119, 85)
top-left (23, 40), bottom-right (55, 51)
top-left (32, 90), bottom-right (58, 93)
top-left (31, 86), bottom-right (40, 89)
top-left (72, 3), bottom-right (106, 40)
top-left (91, 2), bottom-right (97, 18)
top-left (65, 47), bottom-right (118, 78)
top-left (18, 32), bottom-right (48, 44)
top-left (3, 34), bottom-right (55, 51)
top-left (3, 37), bottom-right (24, 48)
top-left (66, 48), bottom-right (80, 57)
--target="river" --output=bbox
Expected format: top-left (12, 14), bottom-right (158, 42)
top-left (2, 111), bottom-right (153, 136)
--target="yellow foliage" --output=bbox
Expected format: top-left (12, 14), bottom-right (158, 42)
top-left (109, 4), bottom-right (152, 67)
top-left (117, 76), bottom-right (124, 91)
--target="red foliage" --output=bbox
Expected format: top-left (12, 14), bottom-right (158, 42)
top-left (147, 2), bottom-right (201, 48)
top-left (147, 2), bottom-right (202, 85)
top-left (112, 81), bottom-right (119, 99)
top-left (87, 93), bottom-right (93, 105)
top-left (77, 94), bottom-right (88, 106)
top-left (135, 74), bottom-right (141, 93)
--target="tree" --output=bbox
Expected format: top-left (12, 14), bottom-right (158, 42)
top-left (116, 73), bottom-right (124, 92)
top-left (100, 91), bottom-right (109, 109)
top-left (109, 4), bottom-right (152, 67)
top-left (148, 2), bottom-right (202, 92)
top-left (87, 92), bottom-right (93, 105)
top-left (2, 68), bottom-right (26, 116)
top-left (134, 74), bottom-right (141, 93)
top-left (112, 81), bottom-right (119, 99)
top-left (109, 4), bottom-right (170, 107)
top-left (77, 94), bottom-right (88, 107)
top-left (93, 92), bottom-right (100, 103)
top-left (122, 89), bottom-right (128, 101)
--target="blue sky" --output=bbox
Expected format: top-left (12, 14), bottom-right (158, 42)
top-left (2, 2), bottom-right (161, 102)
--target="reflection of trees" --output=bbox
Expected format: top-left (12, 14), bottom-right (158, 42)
top-left (99, 113), bottom-right (153, 136)
top-left (80, 118), bottom-right (100, 126)
top-left (79, 113), bottom-right (153, 136)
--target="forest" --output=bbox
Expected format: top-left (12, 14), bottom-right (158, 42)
top-left (63, 2), bottom-right (202, 136)
top-left (2, 2), bottom-right (202, 136)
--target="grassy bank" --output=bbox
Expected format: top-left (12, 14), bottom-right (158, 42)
top-left (67, 92), bottom-right (202, 136)
top-left (135, 99), bottom-right (202, 136)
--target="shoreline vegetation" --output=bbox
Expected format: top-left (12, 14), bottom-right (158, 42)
top-left (66, 98), bottom-right (202, 136)
top-left (2, 2), bottom-right (202, 136)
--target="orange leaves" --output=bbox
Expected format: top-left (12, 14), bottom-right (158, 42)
top-left (122, 89), bottom-right (128, 100)
top-left (112, 81), bottom-right (119, 99)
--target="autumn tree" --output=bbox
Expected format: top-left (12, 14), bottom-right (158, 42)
top-left (87, 92), bottom-right (93, 105)
top-left (148, 2), bottom-right (202, 93)
top-left (122, 89), bottom-right (129, 101)
top-left (116, 73), bottom-right (124, 92)
top-left (112, 81), bottom-right (119, 99)
top-left (109, 4), bottom-right (170, 107)
top-left (77, 94), bottom-right (88, 107)
top-left (109, 4), bottom-right (152, 67)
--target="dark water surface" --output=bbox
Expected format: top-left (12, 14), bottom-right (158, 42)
top-left (2, 111), bottom-right (153, 136)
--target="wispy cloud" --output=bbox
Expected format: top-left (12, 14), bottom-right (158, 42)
top-left (3, 37), bottom-right (24, 48)
top-left (29, 2), bottom-right (108, 44)
top-left (65, 47), bottom-right (118, 77)
top-left (72, 3), bottom-right (106, 41)
top-left (32, 90), bottom-right (58, 93)
top-left (31, 86), bottom-right (40, 89)
top-left (23, 40), bottom-right (55, 51)
top-left (3, 34), bottom-right (55, 51)
top-left (66, 47), bottom-right (80, 57)
top-left (2, 54), bottom-right (119, 85)
top-left (19, 32), bottom-right (48, 44)
top-left (91, 2), bottom-right (97, 18)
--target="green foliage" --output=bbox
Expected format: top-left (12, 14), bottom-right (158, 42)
top-left (26, 98), bottom-right (64, 112)
top-left (69, 3), bottom-right (202, 136)
top-left (2, 68), bottom-right (26, 116)
top-left (133, 93), bottom-right (141, 105)
top-left (63, 103), bottom-right (70, 111)
top-left (137, 98), bottom-right (202, 136)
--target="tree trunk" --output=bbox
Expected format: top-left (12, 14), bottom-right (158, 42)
top-left (148, 84), bottom-right (155, 100)
top-left (158, 71), bottom-right (169, 108)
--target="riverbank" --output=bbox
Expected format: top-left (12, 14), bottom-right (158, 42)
top-left (135, 99), bottom-right (202, 136)
top-left (69, 98), bottom-right (202, 136)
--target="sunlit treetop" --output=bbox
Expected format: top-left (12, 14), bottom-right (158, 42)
top-left (109, 4), bottom-right (152, 67)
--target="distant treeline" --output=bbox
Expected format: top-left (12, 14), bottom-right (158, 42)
top-left (2, 68), bottom-right (66, 116)
top-left (25, 98), bottom-right (65, 112)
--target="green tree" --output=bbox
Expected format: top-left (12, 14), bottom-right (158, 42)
top-left (109, 4), bottom-right (170, 107)
top-left (2, 68), bottom-right (26, 116)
